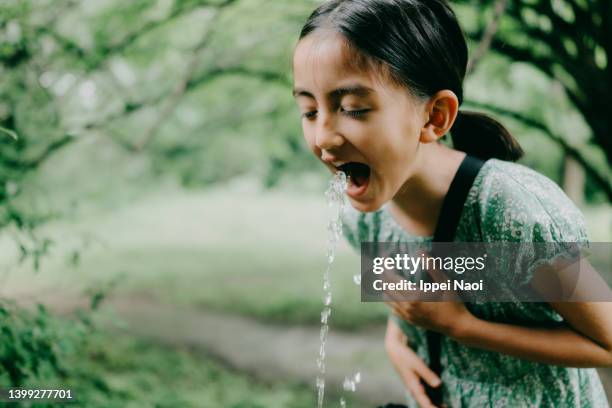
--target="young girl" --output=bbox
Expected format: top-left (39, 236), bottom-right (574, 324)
top-left (292, 0), bottom-right (612, 406)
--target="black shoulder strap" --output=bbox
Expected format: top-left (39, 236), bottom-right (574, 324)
top-left (425, 154), bottom-right (486, 406)
top-left (433, 154), bottom-right (486, 242)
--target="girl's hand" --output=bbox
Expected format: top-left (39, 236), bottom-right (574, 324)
top-left (385, 318), bottom-right (441, 408)
top-left (387, 300), bottom-right (473, 337)
top-left (383, 266), bottom-right (474, 337)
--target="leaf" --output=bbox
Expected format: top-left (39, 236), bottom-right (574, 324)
top-left (0, 126), bottom-right (18, 140)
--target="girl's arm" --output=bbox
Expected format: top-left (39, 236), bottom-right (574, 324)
top-left (452, 258), bottom-right (612, 367)
top-left (452, 301), bottom-right (612, 368)
top-left (388, 260), bottom-right (612, 367)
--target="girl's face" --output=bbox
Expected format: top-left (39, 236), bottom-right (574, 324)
top-left (292, 33), bottom-right (429, 212)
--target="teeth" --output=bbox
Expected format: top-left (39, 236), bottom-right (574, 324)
top-left (331, 160), bottom-right (348, 168)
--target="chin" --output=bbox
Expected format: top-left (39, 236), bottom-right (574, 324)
top-left (347, 197), bottom-right (384, 213)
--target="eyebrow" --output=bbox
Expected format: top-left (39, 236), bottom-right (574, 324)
top-left (292, 84), bottom-right (374, 100)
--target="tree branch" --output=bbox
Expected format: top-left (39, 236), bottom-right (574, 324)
top-left (1, 134), bottom-right (75, 170)
top-left (130, 37), bottom-right (210, 152)
top-left (511, 1), bottom-right (604, 98)
top-left (187, 65), bottom-right (291, 89)
top-left (466, 0), bottom-right (508, 75)
top-left (130, 0), bottom-right (240, 152)
top-left (38, 0), bottom-right (225, 71)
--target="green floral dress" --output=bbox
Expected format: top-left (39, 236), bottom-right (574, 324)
top-left (342, 158), bottom-right (608, 407)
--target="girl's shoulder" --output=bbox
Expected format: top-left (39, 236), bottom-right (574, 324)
top-left (468, 158), bottom-right (588, 242)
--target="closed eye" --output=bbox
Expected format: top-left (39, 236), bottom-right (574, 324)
top-left (301, 110), bottom-right (317, 120)
top-left (341, 108), bottom-right (370, 119)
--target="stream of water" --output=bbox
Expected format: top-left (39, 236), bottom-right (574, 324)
top-left (316, 171), bottom-right (347, 408)
top-left (316, 172), bottom-right (362, 407)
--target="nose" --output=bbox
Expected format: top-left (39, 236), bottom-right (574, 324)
top-left (315, 113), bottom-right (344, 151)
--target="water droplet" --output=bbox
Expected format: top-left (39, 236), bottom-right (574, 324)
top-left (343, 378), bottom-right (356, 392)
top-left (316, 376), bottom-right (326, 408)
top-left (320, 325), bottom-right (329, 342)
top-left (317, 357), bottom-right (325, 371)
top-left (321, 307), bottom-right (331, 324)
top-left (324, 292), bottom-right (332, 305)
top-left (316, 376), bottom-right (325, 388)
top-left (352, 274), bottom-right (361, 285)
top-left (342, 371), bottom-right (362, 393)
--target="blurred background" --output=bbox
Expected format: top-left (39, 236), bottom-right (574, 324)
top-left (0, 0), bottom-right (610, 406)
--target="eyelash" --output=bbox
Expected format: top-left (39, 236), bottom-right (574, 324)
top-left (342, 109), bottom-right (369, 119)
top-left (301, 109), bottom-right (370, 120)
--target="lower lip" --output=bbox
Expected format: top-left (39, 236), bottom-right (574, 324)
top-left (346, 175), bottom-right (370, 198)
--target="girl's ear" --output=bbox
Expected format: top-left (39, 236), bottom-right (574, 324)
top-left (419, 90), bottom-right (459, 143)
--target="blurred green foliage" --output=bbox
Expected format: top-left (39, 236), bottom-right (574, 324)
top-left (0, 301), bottom-right (320, 407)
top-left (0, 302), bottom-right (79, 387)
top-left (0, 0), bottom-right (608, 223)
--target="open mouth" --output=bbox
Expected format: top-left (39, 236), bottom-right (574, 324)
top-left (337, 162), bottom-right (370, 187)
top-left (335, 162), bottom-right (371, 197)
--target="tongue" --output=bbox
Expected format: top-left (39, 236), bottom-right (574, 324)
top-left (352, 173), bottom-right (368, 187)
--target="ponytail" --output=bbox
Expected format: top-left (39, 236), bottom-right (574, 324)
top-left (450, 110), bottom-right (524, 161)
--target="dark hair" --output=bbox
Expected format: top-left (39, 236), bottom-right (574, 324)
top-left (299, 0), bottom-right (523, 161)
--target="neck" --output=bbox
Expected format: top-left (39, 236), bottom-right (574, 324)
top-left (390, 143), bottom-right (466, 234)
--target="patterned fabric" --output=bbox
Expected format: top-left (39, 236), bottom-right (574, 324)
top-left (342, 158), bottom-right (608, 407)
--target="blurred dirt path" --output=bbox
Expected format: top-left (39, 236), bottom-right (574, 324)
top-left (44, 295), bottom-right (406, 407)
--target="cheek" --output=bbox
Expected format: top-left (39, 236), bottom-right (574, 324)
top-left (381, 122), bottom-right (420, 162)
top-left (338, 120), bottom-right (375, 150)
top-left (351, 120), bottom-right (402, 161)
top-left (302, 123), bottom-right (320, 155)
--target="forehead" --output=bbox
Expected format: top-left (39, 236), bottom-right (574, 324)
top-left (293, 32), bottom-right (377, 93)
